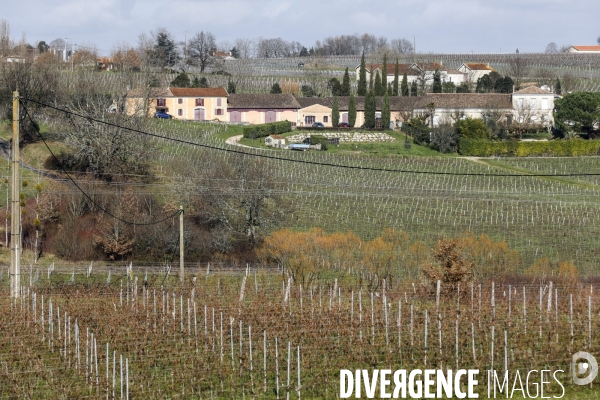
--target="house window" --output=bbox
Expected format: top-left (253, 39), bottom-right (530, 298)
top-left (217, 98), bottom-right (222, 107)
top-left (195, 98), bottom-right (204, 106)
top-left (542, 99), bottom-right (548, 110)
top-left (323, 116), bottom-right (329, 123)
top-left (157, 98), bottom-right (166, 107)
top-left (529, 98), bottom-right (537, 108)
top-left (216, 109), bottom-right (223, 116)
top-left (178, 109), bottom-right (183, 116)
top-left (178, 98), bottom-right (183, 104)
top-left (518, 98), bottom-right (524, 108)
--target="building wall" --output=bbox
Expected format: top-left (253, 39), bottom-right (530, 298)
top-left (299, 104), bottom-right (333, 127)
top-left (228, 109), bottom-right (297, 124)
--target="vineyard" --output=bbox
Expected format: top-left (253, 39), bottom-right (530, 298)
top-left (0, 273), bottom-right (598, 398)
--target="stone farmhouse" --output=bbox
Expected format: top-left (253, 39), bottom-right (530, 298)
top-left (125, 85), bottom-right (558, 130)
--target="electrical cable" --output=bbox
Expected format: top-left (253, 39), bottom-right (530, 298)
top-left (19, 100), bottom-right (181, 226)
top-left (20, 97), bottom-right (600, 178)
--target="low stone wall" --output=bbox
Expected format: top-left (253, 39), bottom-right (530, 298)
top-left (286, 131), bottom-right (396, 143)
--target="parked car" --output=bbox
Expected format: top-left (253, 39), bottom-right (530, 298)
top-left (154, 111), bottom-right (173, 119)
top-left (337, 122), bottom-right (350, 128)
top-left (312, 122), bottom-right (324, 128)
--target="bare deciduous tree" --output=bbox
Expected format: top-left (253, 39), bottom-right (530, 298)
top-left (187, 31), bottom-right (216, 71)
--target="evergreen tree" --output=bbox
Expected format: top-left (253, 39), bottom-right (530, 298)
top-left (393, 58), bottom-right (399, 96)
top-left (227, 79), bottom-right (236, 94)
top-left (369, 63), bottom-right (374, 90)
top-left (341, 68), bottom-right (351, 96)
top-left (555, 77), bottom-right (562, 95)
top-left (270, 82), bottom-right (282, 94)
top-left (358, 53), bottom-right (367, 96)
top-left (374, 71), bottom-right (383, 96)
top-left (348, 93), bottom-right (357, 127)
top-left (432, 69), bottom-right (442, 93)
top-left (387, 83), bottom-right (393, 96)
top-left (381, 54), bottom-right (388, 96)
top-left (329, 77), bottom-right (342, 96)
top-left (331, 97), bottom-right (340, 127)
top-left (170, 72), bottom-right (191, 88)
top-left (191, 76), bottom-right (201, 88)
top-left (382, 91), bottom-right (391, 130)
top-left (410, 81), bottom-right (418, 96)
top-left (199, 77), bottom-right (209, 88)
top-left (364, 89), bottom-right (376, 128)
top-left (456, 82), bottom-right (470, 93)
top-left (401, 73), bottom-right (409, 96)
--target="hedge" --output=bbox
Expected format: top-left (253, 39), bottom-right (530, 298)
top-left (459, 139), bottom-right (600, 157)
top-left (242, 121), bottom-right (292, 138)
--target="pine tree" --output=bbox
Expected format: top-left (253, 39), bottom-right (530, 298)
top-left (348, 93), bottom-right (357, 127)
top-left (270, 82), bottom-right (282, 94)
top-left (432, 69), bottom-right (442, 93)
top-left (331, 97), bottom-right (340, 127)
top-left (358, 53), bottom-right (367, 96)
top-left (227, 79), bottom-right (236, 94)
top-left (401, 73), bottom-right (409, 96)
top-left (393, 58), bottom-right (399, 96)
top-left (374, 71), bottom-right (383, 96)
top-left (341, 68), bottom-right (351, 96)
top-left (411, 81), bottom-right (418, 96)
top-left (364, 89), bottom-right (376, 128)
top-left (555, 78), bottom-right (562, 95)
top-left (382, 91), bottom-right (391, 130)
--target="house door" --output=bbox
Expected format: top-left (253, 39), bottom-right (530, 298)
top-left (194, 108), bottom-right (205, 121)
top-left (305, 115), bottom-right (315, 126)
top-left (230, 111), bottom-right (241, 122)
top-left (265, 111), bottom-right (276, 123)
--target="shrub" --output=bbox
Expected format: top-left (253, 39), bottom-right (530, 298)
top-left (242, 121), bottom-right (292, 138)
top-left (309, 135), bottom-right (328, 150)
top-left (455, 117), bottom-right (491, 139)
top-left (459, 138), bottom-right (600, 157)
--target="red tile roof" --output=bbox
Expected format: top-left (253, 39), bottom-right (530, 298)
top-left (464, 63), bottom-right (493, 71)
top-left (570, 46), bottom-right (600, 52)
top-left (169, 87), bottom-right (228, 97)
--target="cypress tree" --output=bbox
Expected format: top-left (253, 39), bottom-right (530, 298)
top-left (332, 97), bottom-right (340, 127)
top-left (364, 89), bottom-right (376, 128)
top-left (401, 73), bottom-right (409, 96)
top-left (555, 78), bottom-right (562, 95)
top-left (381, 54), bottom-right (388, 95)
top-left (369, 63), bottom-right (374, 90)
top-left (348, 93), bottom-right (357, 127)
top-left (358, 53), bottom-right (367, 96)
top-left (411, 81), bottom-right (418, 96)
top-left (393, 58), bottom-right (399, 96)
top-left (432, 69), bottom-right (442, 93)
top-left (374, 71), bottom-right (383, 96)
top-left (341, 67), bottom-right (351, 96)
top-left (382, 91), bottom-right (391, 130)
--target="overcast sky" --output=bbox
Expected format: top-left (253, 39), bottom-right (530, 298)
top-left (5, 0), bottom-right (599, 56)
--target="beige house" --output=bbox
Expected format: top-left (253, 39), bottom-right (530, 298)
top-left (227, 94), bottom-right (300, 125)
top-left (125, 87), bottom-right (229, 121)
top-left (297, 98), bottom-right (334, 127)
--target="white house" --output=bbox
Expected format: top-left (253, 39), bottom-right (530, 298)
top-left (567, 46), bottom-right (600, 54)
top-left (511, 86), bottom-right (559, 129)
top-left (458, 63), bottom-right (494, 83)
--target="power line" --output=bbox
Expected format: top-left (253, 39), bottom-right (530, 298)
top-left (20, 97), bottom-right (600, 178)
top-left (19, 101), bottom-right (181, 227)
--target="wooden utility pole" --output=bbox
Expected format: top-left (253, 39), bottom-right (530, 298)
top-left (179, 206), bottom-right (184, 283)
top-left (10, 91), bottom-right (20, 298)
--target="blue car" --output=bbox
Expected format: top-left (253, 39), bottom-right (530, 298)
top-left (312, 122), bottom-right (324, 128)
top-left (154, 111), bottom-right (173, 119)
